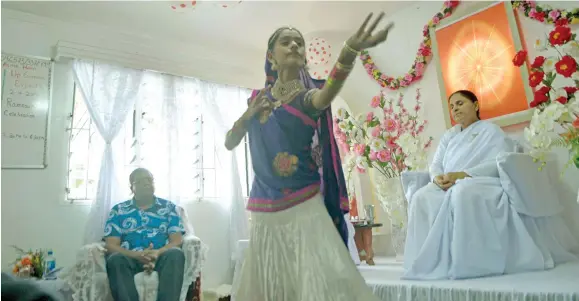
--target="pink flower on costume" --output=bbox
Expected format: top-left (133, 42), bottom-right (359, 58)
top-left (404, 74), bottom-right (414, 82)
top-left (370, 96), bottom-right (381, 108)
top-left (369, 151), bottom-right (378, 161)
top-left (377, 150), bottom-right (391, 162)
top-left (433, 16), bottom-right (441, 24)
top-left (354, 144), bottom-right (366, 156)
top-left (366, 112), bottom-right (374, 122)
top-left (371, 127), bottom-right (381, 138)
top-left (380, 74), bottom-right (389, 80)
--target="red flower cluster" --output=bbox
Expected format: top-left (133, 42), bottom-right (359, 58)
top-left (512, 23), bottom-right (578, 108)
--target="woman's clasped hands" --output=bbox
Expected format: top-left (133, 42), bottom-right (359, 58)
top-left (434, 172), bottom-right (470, 191)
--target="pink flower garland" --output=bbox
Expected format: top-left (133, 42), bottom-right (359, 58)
top-left (359, 1), bottom-right (460, 90)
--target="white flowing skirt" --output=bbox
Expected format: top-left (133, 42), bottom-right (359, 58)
top-left (232, 193), bottom-right (380, 301)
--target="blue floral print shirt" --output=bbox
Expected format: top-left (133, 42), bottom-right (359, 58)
top-left (104, 197), bottom-right (185, 251)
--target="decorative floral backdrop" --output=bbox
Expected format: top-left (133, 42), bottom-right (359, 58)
top-left (360, 0), bottom-right (579, 91)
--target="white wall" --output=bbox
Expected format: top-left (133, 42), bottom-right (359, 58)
top-left (1, 8), bottom-right (243, 289)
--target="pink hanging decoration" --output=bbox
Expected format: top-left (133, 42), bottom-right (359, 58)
top-left (306, 37), bottom-right (333, 80)
top-left (306, 37), bottom-right (332, 66)
top-left (170, 1), bottom-right (198, 12)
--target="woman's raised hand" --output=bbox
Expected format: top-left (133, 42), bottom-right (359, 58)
top-left (247, 86), bottom-right (273, 116)
top-left (347, 12), bottom-right (394, 51)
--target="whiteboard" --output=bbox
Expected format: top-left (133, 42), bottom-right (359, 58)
top-left (1, 53), bottom-right (53, 169)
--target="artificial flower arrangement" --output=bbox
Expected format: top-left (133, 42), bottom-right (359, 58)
top-left (11, 246), bottom-right (46, 279)
top-left (333, 89), bottom-right (433, 226)
top-left (512, 19), bottom-right (579, 170)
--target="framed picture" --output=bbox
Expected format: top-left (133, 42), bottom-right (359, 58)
top-left (430, 1), bottom-right (533, 128)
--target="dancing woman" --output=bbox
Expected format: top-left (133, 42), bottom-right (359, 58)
top-left (225, 12), bottom-right (394, 301)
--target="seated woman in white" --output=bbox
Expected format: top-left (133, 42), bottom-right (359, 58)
top-left (403, 90), bottom-right (579, 280)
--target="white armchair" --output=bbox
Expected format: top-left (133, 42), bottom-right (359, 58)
top-left (60, 207), bottom-right (208, 301)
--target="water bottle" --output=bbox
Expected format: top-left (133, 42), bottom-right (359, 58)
top-left (44, 250), bottom-right (56, 279)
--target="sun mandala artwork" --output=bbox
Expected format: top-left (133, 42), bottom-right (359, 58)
top-left (447, 21), bottom-right (514, 110)
top-left (435, 2), bottom-right (529, 124)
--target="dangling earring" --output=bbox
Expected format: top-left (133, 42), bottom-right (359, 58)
top-left (271, 61), bottom-right (278, 71)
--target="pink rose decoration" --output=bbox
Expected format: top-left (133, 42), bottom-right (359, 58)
top-left (354, 144), bottom-right (366, 156)
top-left (433, 16), bottom-right (441, 24)
top-left (549, 10), bottom-right (560, 20)
top-left (386, 137), bottom-right (397, 149)
top-left (369, 151), bottom-right (378, 161)
top-left (366, 112), bottom-right (374, 122)
top-left (383, 119), bottom-right (399, 132)
top-left (380, 74), bottom-right (389, 80)
top-left (370, 96), bottom-right (381, 108)
top-left (415, 62), bottom-right (425, 74)
top-left (404, 74), bottom-right (414, 82)
top-left (371, 127), bottom-right (381, 138)
top-left (377, 150), bottom-right (391, 163)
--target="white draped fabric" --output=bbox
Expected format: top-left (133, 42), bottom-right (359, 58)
top-left (403, 120), bottom-right (579, 280)
top-left (197, 81), bottom-right (252, 260)
top-left (73, 59), bottom-right (144, 244)
top-left (344, 213), bottom-right (361, 265)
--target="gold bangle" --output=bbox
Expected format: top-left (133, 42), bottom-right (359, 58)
top-left (343, 42), bottom-right (360, 55)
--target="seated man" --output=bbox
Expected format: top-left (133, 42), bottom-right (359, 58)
top-left (403, 90), bottom-right (579, 280)
top-left (104, 168), bottom-right (185, 301)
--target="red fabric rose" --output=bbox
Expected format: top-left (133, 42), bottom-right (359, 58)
top-left (537, 86), bottom-right (550, 95)
top-left (556, 19), bottom-right (569, 26)
top-left (528, 71), bottom-right (544, 87)
top-left (549, 26), bottom-right (572, 46)
top-left (563, 86), bottom-right (579, 95)
top-left (555, 55), bottom-right (577, 78)
top-left (512, 50), bottom-right (527, 67)
top-left (530, 86), bottom-right (550, 108)
top-left (533, 11), bottom-right (546, 22)
top-left (531, 56), bottom-right (546, 69)
top-left (419, 47), bottom-right (432, 57)
top-left (556, 97), bottom-right (568, 104)
top-left (444, 0), bottom-right (459, 8)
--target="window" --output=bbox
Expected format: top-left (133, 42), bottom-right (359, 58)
top-left (66, 78), bottom-right (253, 203)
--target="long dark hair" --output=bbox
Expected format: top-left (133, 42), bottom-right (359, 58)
top-left (449, 90), bottom-right (480, 119)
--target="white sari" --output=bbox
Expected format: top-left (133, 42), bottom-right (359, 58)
top-left (403, 120), bottom-right (577, 280)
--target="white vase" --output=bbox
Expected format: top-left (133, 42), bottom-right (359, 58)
top-left (375, 176), bottom-right (407, 261)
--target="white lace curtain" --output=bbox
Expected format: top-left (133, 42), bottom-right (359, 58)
top-left (73, 59), bottom-right (145, 244)
top-left (198, 81), bottom-right (252, 258)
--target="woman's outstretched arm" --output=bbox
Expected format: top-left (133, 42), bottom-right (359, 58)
top-left (310, 13), bottom-right (394, 110)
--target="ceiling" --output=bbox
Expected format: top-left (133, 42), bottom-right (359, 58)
top-left (1, 1), bottom-right (414, 55)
